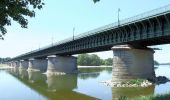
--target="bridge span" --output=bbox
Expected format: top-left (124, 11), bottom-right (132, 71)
top-left (6, 5), bottom-right (170, 81)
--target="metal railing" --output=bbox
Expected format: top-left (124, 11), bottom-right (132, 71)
top-left (12, 4), bottom-right (170, 59)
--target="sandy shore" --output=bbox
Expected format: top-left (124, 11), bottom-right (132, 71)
top-left (0, 64), bottom-right (12, 69)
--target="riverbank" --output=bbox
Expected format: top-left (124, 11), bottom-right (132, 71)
top-left (101, 76), bottom-right (170, 88)
top-left (0, 64), bottom-right (12, 69)
top-left (78, 65), bottom-right (112, 68)
top-left (101, 79), bottom-right (153, 87)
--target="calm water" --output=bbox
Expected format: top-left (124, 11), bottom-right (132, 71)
top-left (0, 65), bottom-right (170, 100)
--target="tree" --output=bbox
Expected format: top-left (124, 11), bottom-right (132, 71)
top-left (104, 58), bottom-right (113, 66)
top-left (77, 54), bottom-right (103, 66)
top-left (0, 0), bottom-right (44, 39)
top-left (89, 54), bottom-right (101, 66)
top-left (77, 54), bottom-right (90, 66)
top-left (154, 60), bottom-right (159, 65)
top-left (0, 57), bottom-right (11, 63)
top-left (0, 0), bottom-right (100, 39)
top-left (93, 0), bottom-right (100, 3)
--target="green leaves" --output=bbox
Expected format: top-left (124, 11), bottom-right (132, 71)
top-left (93, 0), bottom-right (100, 3)
top-left (0, 0), bottom-right (44, 39)
top-left (77, 53), bottom-right (112, 66)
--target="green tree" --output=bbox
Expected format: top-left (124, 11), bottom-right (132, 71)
top-left (77, 54), bottom-right (90, 66)
top-left (0, 0), bottom-right (44, 39)
top-left (154, 60), bottom-right (159, 65)
top-left (93, 0), bottom-right (100, 3)
top-left (77, 54), bottom-right (102, 66)
top-left (0, 0), bottom-right (100, 39)
top-left (89, 54), bottom-right (101, 66)
top-left (104, 58), bottom-right (113, 66)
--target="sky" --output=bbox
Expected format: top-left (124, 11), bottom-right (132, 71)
top-left (0, 0), bottom-right (170, 63)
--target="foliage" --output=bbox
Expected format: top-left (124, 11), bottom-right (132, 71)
top-left (0, 0), bottom-right (44, 39)
top-left (121, 79), bottom-right (144, 85)
top-left (118, 92), bottom-right (170, 100)
top-left (77, 54), bottom-right (102, 66)
top-left (154, 60), bottom-right (159, 65)
top-left (104, 58), bottom-right (113, 66)
top-left (77, 53), bottom-right (112, 66)
top-left (0, 57), bottom-right (11, 63)
top-left (77, 54), bottom-right (91, 66)
top-left (119, 96), bottom-right (127, 100)
top-left (153, 93), bottom-right (170, 100)
top-left (93, 0), bottom-right (100, 3)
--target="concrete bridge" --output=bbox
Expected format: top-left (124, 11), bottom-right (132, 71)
top-left (6, 5), bottom-right (170, 81)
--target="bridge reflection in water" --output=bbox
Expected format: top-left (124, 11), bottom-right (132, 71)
top-left (7, 67), bottom-right (155, 99)
top-left (8, 68), bottom-right (96, 100)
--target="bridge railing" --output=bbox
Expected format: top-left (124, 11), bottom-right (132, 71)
top-left (75, 4), bottom-right (170, 40)
top-left (12, 4), bottom-right (170, 60)
top-left (40, 4), bottom-right (170, 50)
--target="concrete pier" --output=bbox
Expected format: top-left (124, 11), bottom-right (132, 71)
top-left (46, 55), bottom-right (77, 75)
top-left (28, 58), bottom-right (47, 72)
top-left (7, 62), bottom-right (12, 67)
top-left (112, 45), bottom-right (155, 82)
top-left (19, 60), bottom-right (29, 69)
top-left (13, 61), bottom-right (19, 68)
top-left (9, 62), bottom-right (12, 67)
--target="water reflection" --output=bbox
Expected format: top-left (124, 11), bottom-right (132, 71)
top-left (27, 70), bottom-right (47, 84)
top-left (19, 69), bottom-right (28, 79)
top-left (112, 86), bottom-right (155, 99)
top-left (46, 74), bottom-right (77, 91)
top-left (78, 73), bottom-right (100, 80)
top-left (4, 66), bottom-right (170, 100)
top-left (79, 67), bottom-right (112, 73)
top-left (78, 67), bottom-right (112, 80)
top-left (8, 68), bottom-right (96, 100)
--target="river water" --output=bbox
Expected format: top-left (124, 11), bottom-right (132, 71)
top-left (0, 65), bottom-right (170, 100)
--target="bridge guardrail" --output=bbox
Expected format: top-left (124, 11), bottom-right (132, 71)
top-left (12, 4), bottom-right (170, 60)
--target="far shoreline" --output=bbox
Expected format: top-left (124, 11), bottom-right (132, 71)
top-left (78, 65), bottom-right (112, 68)
top-left (0, 64), bottom-right (12, 69)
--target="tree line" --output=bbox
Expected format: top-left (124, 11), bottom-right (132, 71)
top-left (154, 60), bottom-right (159, 65)
top-left (77, 54), bottom-right (160, 66)
top-left (77, 54), bottom-right (112, 66)
top-left (0, 57), bottom-right (11, 64)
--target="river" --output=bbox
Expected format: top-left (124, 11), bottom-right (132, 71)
top-left (0, 65), bottom-right (170, 100)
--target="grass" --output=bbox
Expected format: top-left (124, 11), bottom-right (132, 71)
top-left (119, 93), bottom-right (170, 100)
top-left (121, 79), bottom-right (145, 85)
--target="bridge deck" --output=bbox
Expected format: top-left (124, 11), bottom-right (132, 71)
top-left (10, 4), bottom-right (170, 61)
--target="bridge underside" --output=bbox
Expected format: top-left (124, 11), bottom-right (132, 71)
top-left (10, 12), bottom-right (170, 60)
top-left (6, 6), bottom-right (170, 82)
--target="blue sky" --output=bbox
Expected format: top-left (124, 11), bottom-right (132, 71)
top-left (0, 0), bottom-right (170, 63)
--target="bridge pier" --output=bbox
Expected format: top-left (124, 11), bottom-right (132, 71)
top-left (19, 60), bottom-right (29, 69)
top-left (13, 61), bottom-right (19, 68)
top-left (7, 62), bottom-right (12, 67)
top-left (112, 45), bottom-right (155, 82)
top-left (46, 55), bottom-right (78, 75)
top-left (11, 62), bottom-right (15, 67)
top-left (9, 62), bottom-right (12, 67)
top-left (28, 58), bottom-right (47, 72)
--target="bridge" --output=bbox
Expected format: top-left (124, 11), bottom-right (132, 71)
top-left (6, 5), bottom-right (170, 81)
